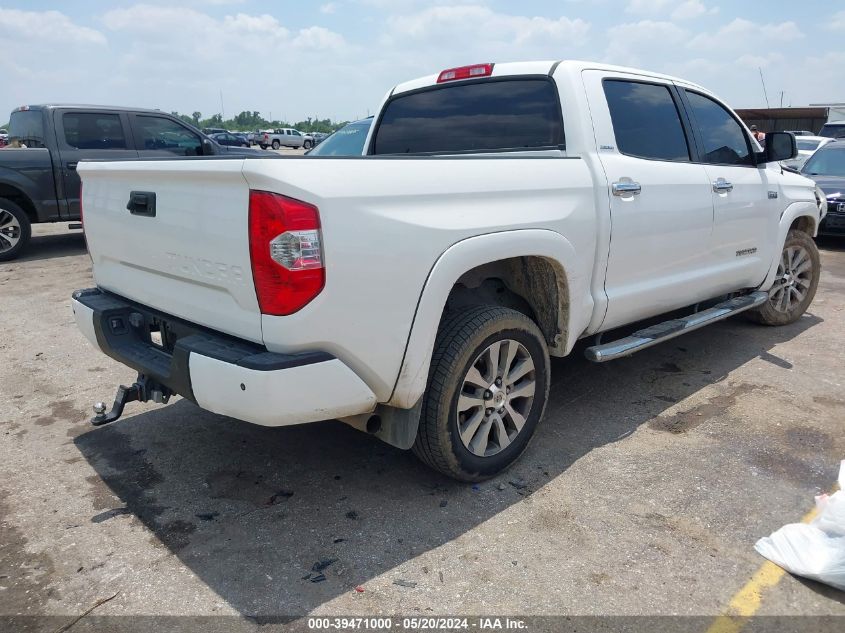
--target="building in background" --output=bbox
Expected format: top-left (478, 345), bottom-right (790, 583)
top-left (735, 107), bottom-right (829, 135)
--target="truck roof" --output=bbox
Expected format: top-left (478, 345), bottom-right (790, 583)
top-left (13, 104), bottom-right (166, 115)
top-left (391, 60), bottom-right (707, 96)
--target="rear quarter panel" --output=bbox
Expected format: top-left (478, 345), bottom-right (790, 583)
top-left (243, 155), bottom-right (597, 403)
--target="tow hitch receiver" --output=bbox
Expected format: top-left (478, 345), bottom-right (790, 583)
top-left (92, 374), bottom-right (171, 426)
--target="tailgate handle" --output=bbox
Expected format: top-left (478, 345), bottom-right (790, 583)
top-left (127, 191), bottom-right (156, 217)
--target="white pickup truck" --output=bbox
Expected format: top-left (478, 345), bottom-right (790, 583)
top-left (72, 61), bottom-right (825, 481)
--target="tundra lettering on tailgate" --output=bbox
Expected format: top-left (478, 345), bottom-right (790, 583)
top-left (165, 252), bottom-right (244, 283)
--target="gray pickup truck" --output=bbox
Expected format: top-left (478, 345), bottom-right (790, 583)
top-left (0, 104), bottom-right (267, 261)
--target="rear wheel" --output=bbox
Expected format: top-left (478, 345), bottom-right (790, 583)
top-left (413, 306), bottom-right (550, 481)
top-left (0, 198), bottom-right (31, 262)
top-left (271, 140), bottom-right (281, 150)
top-left (748, 229), bottom-right (820, 326)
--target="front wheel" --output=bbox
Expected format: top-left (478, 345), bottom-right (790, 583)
top-left (0, 198), bottom-right (31, 262)
top-left (748, 229), bottom-right (820, 326)
top-left (303, 140), bottom-right (313, 150)
top-left (413, 306), bottom-right (550, 481)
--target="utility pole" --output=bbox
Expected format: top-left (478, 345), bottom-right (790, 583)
top-left (219, 90), bottom-right (225, 120)
top-left (758, 67), bottom-right (770, 109)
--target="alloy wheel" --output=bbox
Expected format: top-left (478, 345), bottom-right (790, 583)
top-left (455, 339), bottom-right (536, 457)
top-left (769, 244), bottom-right (813, 313)
top-left (0, 208), bottom-right (21, 253)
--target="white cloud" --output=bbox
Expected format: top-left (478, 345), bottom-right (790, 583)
top-left (735, 53), bottom-right (784, 70)
top-left (387, 5), bottom-right (590, 47)
top-left (826, 10), bottom-right (845, 30)
top-left (604, 20), bottom-right (688, 68)
top-left (0, 3), bottom-right (841, 126)
top-left (671, 1), bottom-right (718, 21)
top-left (293, 26), bottom-right (346, 49)
top-left (688, 18), bottom-right (803, 51)
top-left (320, 2), bottom-right (339, 14)
top-left (625, 0), bottom-right (674, 15)
top-left (224, 13), bottom-right (290, 39)
top-left (0, 8), bottom-right (106, 45)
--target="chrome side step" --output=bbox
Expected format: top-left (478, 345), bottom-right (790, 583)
top-left (585, 291), bottom-right (769, 363)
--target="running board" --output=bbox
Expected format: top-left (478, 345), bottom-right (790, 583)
top-left (585, 291), bottom-right (768, 363)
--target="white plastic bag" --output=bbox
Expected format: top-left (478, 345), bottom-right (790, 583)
top-left (754, 460), bottom-right (845, 591)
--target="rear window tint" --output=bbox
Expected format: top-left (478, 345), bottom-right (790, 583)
top-left (372, 78), bottom-right (563, 155)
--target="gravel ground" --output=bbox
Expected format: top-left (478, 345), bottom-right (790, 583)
top-left (1, 224), bottom-right (843, 631)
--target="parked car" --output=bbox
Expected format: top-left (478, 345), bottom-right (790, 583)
top-left (73, 61), bottom-right (820, 481)
top-left (801, 139), bottom-right (845, 235)
top-left (0, 105), bottom-right (272, 260)
top-left (782, 136), bottom-right (834, 170)
top-left (201, 127), bottom-right (227, 135)
top-left (208, 132), bottom-right (250, 148)
top-left (259, 128), bottom-right (314, 150)
top-left (0, 128), bottom-right (8, 147)
top-left (308, 132), bottom-right (329, 145)
top-left (819, 121), bottom-right (845, 139)
top-left (785, 130), bottom-right (814, 137)
top-left (306, 118), bottom-right (372, 156)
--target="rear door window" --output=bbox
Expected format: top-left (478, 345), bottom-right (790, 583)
top-left (603, 80), bottom-right (690, 162)
top-left (372, 78), bottom-right (563, 154)
top-left (133, 116), bottom-right (203, 156)
top-left (62, 112), bottom-right (128, 149)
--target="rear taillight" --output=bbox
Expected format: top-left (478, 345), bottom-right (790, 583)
top-left (263, 133), bottom-right (269, 141)
top-left (437, 63), bottom-right (494, 83)
top-left (248, 190), bottom-right (324, 316)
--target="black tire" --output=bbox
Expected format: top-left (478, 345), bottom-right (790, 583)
top-left (259, 144), bottom-right (268, 150)
top-left (271, 140), bottom-right (281, 150)
top-left (747, 229), bottom-right (820, 326)
top-left (413, 306), bottom-right (550, 481)
top-left (303, 140), bottom-right (313, 150)
top-left (0, 197), bottom-right (31, 262)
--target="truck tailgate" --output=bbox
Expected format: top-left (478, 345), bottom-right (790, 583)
top-left (78, 159), bottom-right (262, 343)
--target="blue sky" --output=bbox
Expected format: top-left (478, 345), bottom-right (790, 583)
top-left (1, 1), bottom-right (842, 124)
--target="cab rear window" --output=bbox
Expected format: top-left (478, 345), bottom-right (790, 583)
top-left (372, 78), bottom-right (564, 155)
top-left (9, 110), bottom-right (46, 148)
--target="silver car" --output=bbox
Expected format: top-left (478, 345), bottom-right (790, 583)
top-left (259, 128), bottom-right (314, 150)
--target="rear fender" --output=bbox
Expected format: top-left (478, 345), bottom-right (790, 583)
top-left (387, 229), bottom-right (588, 408)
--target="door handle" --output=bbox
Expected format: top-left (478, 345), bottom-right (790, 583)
top-left (67, 162), bottom-right (78, 170)
top-left (713, 178), bottom-right (733, 193)
top-left (126, 191), bottom-right (156, 217)
top-left (612, 181), bottom-right (641, 196)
